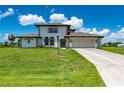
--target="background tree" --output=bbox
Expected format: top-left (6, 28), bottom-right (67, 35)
top-left (8, 34), bottom-right (15, 45)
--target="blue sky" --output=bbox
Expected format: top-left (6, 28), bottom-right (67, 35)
top-left (0, 5), bottom-right (124, 43)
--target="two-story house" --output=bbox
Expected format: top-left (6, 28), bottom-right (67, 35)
top-left (15, 23), bottom-right (104, 48)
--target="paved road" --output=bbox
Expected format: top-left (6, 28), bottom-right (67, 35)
top-left (74, 48), bottom-right (124, 87)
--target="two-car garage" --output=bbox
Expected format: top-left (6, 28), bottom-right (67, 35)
top-left (65, 32), bottom-right (103, 48)
top-left (71, 38), bottom-right (96, 48)
top-left (69, 38), bottom-right (98, 48)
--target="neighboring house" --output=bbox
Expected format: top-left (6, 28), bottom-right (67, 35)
top-left (15, 23), bottom-right (104, 48)
top-left (118, 44), bottom-right (124, 47)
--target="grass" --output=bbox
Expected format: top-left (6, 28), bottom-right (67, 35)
top-left (101, 47), bottom-right (124, 55)
top-left (0, 48), bottom-right (105, 87)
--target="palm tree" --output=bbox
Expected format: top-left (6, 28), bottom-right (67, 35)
top-left (8, 34), bottom-right (15, 44)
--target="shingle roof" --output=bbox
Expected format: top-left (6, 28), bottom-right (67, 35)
top-left (65, 32), bottom-right (104, 38)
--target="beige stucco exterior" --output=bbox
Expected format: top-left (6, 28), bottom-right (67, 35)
top-left (39, 26), bottom-right (68, 47)
top-left (21, 38), bottom-right (37, 48)
top-left (18, 24), bottom-right (103, 48)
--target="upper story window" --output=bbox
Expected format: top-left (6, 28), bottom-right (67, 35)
top-left (48, 28), bottom-right (58, 33)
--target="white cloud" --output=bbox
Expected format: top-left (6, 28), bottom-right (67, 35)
top-left (50, 13), bottom-right (83, 31)
top-left (98, 29), bottom-right (110, 36)
top-left (102, 28), bottom-right (124, 43)
top-left (50, 13), bottom-right (67, 23)
top-left (88, 28), bottom-right (98, 34)
top-left (118, 27), bottom-right (124, 33)
top-left (111, 32), bottom-right (115, 35)
top-left (0, 8), bottom-right (14, 19)
top-left (50, 8), bottom-right (55, 13)
top-left (64, 16), bottom-right (83, 30)
top-left (82, 27), bottom-right (110, 36)
top-left (83, 28), bottom-right (91, 33)
top-left (19, 14), bottom-right (46, 26)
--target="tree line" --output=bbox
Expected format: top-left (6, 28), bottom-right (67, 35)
top-left (102, 42), bottom-right (122, 47)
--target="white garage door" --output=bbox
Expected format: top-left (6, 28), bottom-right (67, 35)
top-left (71, 39), bottom-right (95, 48)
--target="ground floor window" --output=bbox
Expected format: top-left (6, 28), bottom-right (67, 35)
top-left (44, 37), bottom-right (49, 45)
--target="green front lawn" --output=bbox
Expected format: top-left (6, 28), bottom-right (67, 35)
top-left (0, 48), bottom-right (105, 86)
top-left (101, 47), bottom-right (124, 55)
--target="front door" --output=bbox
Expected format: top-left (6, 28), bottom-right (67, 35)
top-left (60, 39), bottom-right (66, 47)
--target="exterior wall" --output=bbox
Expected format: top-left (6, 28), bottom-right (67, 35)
top-left (39, 26), bottom-right (68, 47)
top-left (21, 38), bottom-right (37, 48)
top-left (66, 37), bottom-right (99, 48)
top-left (37, 38), bottom-right (42, 47)
top-left (97, 38), bottom-right (102, 48)
top-left (65, 38), bottom-right (69, 48)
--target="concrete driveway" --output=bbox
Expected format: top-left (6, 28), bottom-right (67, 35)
top-left (74, 48), bottom-right (124, 87)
